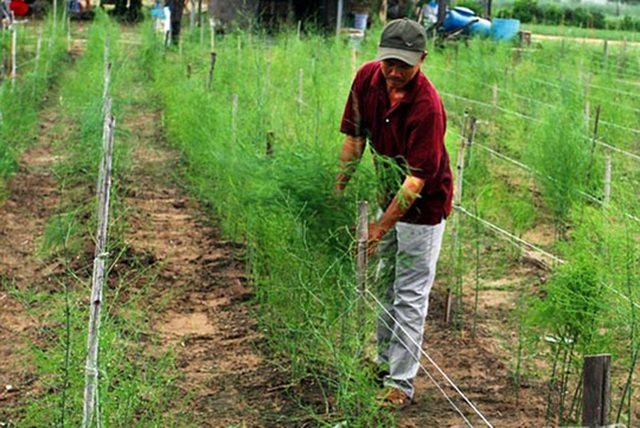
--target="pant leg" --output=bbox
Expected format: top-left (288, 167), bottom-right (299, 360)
top-left (383, 220), bottom-right (446, 398)
top-left (374, 227), bottom-right (398, 367)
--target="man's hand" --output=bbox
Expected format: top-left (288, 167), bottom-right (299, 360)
top-left (366, 222), bottom-right (387, 257)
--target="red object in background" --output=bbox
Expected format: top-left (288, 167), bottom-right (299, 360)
top-left (9, 0), bottom-right (29, 16)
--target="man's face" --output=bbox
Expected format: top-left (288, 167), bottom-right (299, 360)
top-left (380, 56), bottom-right (424, 90)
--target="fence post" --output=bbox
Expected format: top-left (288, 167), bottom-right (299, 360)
top-left (582, 354), bottom-right (611, 428)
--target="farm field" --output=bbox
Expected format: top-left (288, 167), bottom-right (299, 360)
top-left (1, 10), bottom-right (639, 428)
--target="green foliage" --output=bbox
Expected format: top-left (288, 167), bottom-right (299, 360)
top-left (528, 260), bottom-right (603, 345)
top-left (0, 17), bottom-right (69, 191)
top-left (503, 0), bottom-right (621, 29)
top-left (526, 80), bottom-right (590, 232)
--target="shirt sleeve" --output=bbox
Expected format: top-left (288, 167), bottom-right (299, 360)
top-left (404, 110), bottom-right (446, 184)
top-left (340, 81), bottom-right (363, 137)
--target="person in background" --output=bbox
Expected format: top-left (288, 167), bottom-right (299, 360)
top-left (334, 18), bottom-right (452, 409)
top-left (165, 0), bottom-right (183, 44)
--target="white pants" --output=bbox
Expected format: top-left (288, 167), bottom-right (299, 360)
top-left (374, 219), bottom-right (446, 398)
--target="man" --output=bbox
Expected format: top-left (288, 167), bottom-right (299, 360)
top-left (335, 18), bottom-right (453, 408)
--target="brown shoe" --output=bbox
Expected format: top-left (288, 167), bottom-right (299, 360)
top-left (377, 386), bottom-right (412, 409)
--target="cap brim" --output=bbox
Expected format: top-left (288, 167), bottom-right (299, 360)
top-left (376, 47), bottom-right (422, 66)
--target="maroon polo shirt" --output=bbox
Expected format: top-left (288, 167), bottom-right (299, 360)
top-left (340, 61), bottom-right (453, 225)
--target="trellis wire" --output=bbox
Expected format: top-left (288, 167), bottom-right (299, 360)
top-left (455, 205), bottom-right (566, 265)
top-left (449, 123), bottom-right (639, 225)
top-left (363, 289), bottom-right (494, 427)
top-left (83, 99), bottom-right (116, 428)
top-left (443, 90), bottom-right (640, 156)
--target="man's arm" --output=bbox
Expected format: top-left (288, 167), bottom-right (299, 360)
top-left (335, 134), bottom-right (365, 193)
top-left (367, 175), bottom-right (425, 255)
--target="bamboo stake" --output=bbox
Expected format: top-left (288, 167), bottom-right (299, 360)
top-left (445, 111), bottom-right (469, 324)
top-left (336, 0), bottom-right (343, 37)
top-left (297, 68), bottom-right (303, 116)
top-left (586, 104), bottom-right (601, 185)
top-left (356, 201), bottom-right (369, 356)
top-left (102, 36), bottom-right (111, 102)
top-left (585, 100), bottom-right (590, 133)
top-left (83, 103), bottom-right (116, 428)
top-left (32, 23), bottom-right (44, 97)
top-left (351, 46), bottom-right (357, 77)
top-left (380, 0), bottom-right (387, 25)
top-left (209, 18), bottom-right (215, 51)
top-left (189, 0), bottom-right (195, 31)
top-left (356, 201), bottom-right (368, 294)
top-left (603, 155), bottom-right (611, 207)
top-left (10, 13), bottom-right (16, 88)
top-left (231, 93), bottom-right (238, 144)
top-left (491, 84), bottom-right (498, 145)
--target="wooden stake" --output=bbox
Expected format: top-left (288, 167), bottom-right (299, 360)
top-left (206, 51), bottom-right (217, 91)
top-left (582, 354), bottom-right (611, 428)
top-left (187, 63), bottom-right (192, 78)
top-left (266, 131), bottom-right (274, 156)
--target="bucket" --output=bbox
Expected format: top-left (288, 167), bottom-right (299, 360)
top-left (353, 13), bottom-right (368, 31)
top-left (491, 18), bottom-right (520, 41)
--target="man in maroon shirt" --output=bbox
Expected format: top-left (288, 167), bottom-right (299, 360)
top-left (335, 18), bottom-right (453, 408)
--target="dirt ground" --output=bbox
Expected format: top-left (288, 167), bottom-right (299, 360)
top-left (0, 24), bottom-right (558, 428)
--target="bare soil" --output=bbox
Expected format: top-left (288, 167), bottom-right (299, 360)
top-left (0, 24), bottom-right (556, 428)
